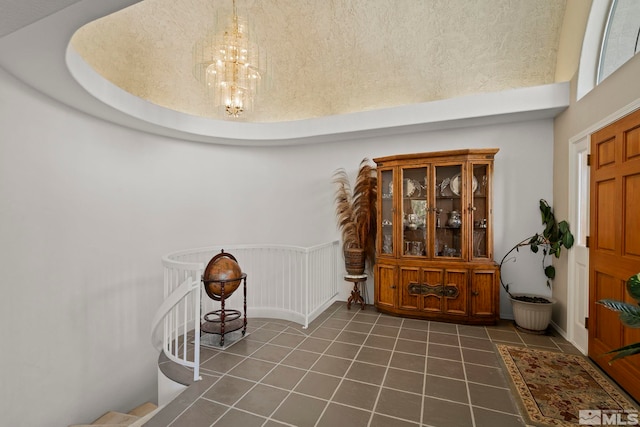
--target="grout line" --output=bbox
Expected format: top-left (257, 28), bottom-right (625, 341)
top-left (254, 305), bottom-right (362, 427)
top-left (366, 314), bottom-right (404, 427)
top-left (420, 319), bottom-right (430, 426)
top-left (254, 306), bottom-right (348, 427)
top-left (459, 324), bottom-right (478, 427)
top-left (162, 307), bottom-right (578, 426)
top-left (177, 310), bottom-right (343, 427)
top-left (312, 311), bottom-right (371, 427)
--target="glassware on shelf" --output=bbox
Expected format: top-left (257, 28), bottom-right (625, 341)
top-left (438, 178), bottom-right (450, 196)
top-left (383, 235), bottom-right (393, 253)
top-left (473, 230), bottom-right (486, 257)
top-left (479, 175), bottom-right (487, 195)
top-left (447, 210), bottom-right (462, 228)
top-left (411, 241), bottom-right (424, 256)
top-left (406, 214), bottom-right (419, 230)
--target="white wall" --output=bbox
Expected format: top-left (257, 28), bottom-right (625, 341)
top-left (553, 53), bottom-right (640, 332)
top-left (0, 67), bottom-right (553, 426)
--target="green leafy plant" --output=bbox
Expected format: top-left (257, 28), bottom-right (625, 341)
top-left (597, 273), bottom-right (640, 362)
top-left (499, 199), bottom-right (575, 301)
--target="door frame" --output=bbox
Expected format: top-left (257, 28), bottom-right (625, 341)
top-left (566, 98), bottom-right (640, 352)
top-left (567, 134), bottom-right (589, 354)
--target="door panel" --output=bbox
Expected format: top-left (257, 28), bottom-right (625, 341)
top-left (470, 163), bottom-right (492, 260)
top-left (442, 269), bottom-right (467, 316)
top-left (471, 269), bottom-right (496, 317)
top-left (595, 179), bottom-right (616, 251)
top-left (624, 125), bottom-right (640, 160)
top-left (379, 169), bottom-right (395, 256)
top-left (589, 107), bottom-right (640, 402)
top-left (592, 272), bottom-right (623, 349)
top-left (399, 267), bottom-right (420, 311)
top-left (375, 264), bottom-right (396, 310)
top-left (434, 164), bottom-right (464, 259)
top-left (596, 136), bottom-right (616, 167)
top-left (421, 268), bottom-right (443, 313)
top-left (623, 173), bottom-right (640, 257)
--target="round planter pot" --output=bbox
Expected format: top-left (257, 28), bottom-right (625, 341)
top-left (510, 293), bottom-right (556, 334)
top-left (344, 248), bottom-right (366, 275)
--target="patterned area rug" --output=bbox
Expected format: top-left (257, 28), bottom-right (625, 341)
top-left (496, 344), bottom-right (638, 426)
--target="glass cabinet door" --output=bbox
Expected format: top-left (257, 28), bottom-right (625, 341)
top-left (401, 166), bottom-right (428, 257)
top-left (380, 169), bottom-right (394, 255)
top-left (434, 164), bottom-right (463, 259)
top-left (471, 163), bottom-right (490, 259)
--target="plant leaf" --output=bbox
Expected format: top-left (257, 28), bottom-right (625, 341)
top-left (597, 299), bottom-right (640, 328)
top-left (620, 312), bottom-right (640, 327)
top-left (332, 168), bottom-right (357, 247)
top-left (604, 342), bottom-right (640, 363)
top-left (627, 273), bottom-right (640, 303)
top-left (558, 221), bottom-right (569, 234)
top-left (544, 265), bottom-right (555, 279)
top-left (559, 221), bottom-right (575, 249)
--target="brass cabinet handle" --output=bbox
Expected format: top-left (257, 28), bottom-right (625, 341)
top-left (391, 285), bottom-right (396, 289)
top-left (472, 290), bottom-right (479, 296)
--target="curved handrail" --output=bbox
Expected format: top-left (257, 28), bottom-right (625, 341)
top-left (152, 241), bottom-right (339, 384)
top-left (150, 276), bottom-right (199, 349)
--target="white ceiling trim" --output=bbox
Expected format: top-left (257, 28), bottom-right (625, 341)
top-left (2, 0), bottom-right (570, 146)
top-left (68, 44), bottom-right (569, 146)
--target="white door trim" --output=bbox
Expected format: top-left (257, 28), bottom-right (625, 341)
top-left (567, 135), bottom-right (589, 354)
top-left (565, 98), bottom-right (640, 353)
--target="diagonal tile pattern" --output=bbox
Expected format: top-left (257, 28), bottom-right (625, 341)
top-left (147, 301), bottom-right (583, 427)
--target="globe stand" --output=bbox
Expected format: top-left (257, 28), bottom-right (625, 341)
top-left (201, 274), bottom-right (247, 346)
top-left (201, 250), bottom-right (247, 347)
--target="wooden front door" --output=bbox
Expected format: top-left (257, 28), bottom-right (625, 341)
top-left (589, 108), bottom-right (640, 401)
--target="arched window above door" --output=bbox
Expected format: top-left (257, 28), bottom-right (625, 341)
top-left (577, 0), bottom-right (640, 100)
top-left (597, 0), bottom-right (640, 83)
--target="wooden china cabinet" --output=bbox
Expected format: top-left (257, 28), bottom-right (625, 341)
top-left (373, 149), bottom-right (500, 325)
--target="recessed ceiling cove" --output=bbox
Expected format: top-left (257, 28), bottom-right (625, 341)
top-left (70, 0), bottom-right (567, 123)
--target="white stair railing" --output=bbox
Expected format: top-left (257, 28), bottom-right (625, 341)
top-left (151, 241), bottom-right (340, 382)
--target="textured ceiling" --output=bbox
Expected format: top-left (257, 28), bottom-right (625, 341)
top-left (70, 0), bottom-right (567, 123)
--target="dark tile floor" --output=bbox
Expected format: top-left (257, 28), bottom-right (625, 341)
top-left (146, 302), bottom-right (582, 427)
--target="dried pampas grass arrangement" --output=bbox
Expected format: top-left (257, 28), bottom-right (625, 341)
top-left (333, 158), bottom-right (377, 269)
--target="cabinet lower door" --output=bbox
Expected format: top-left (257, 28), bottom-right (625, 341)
top-left (399, 267), bottom-right (420, 311)
top-left (470, 269), bottom-right (497, 317)
top-left (421, 268), bottom-right (445, 313)
top-left (442, 269), bottom-right (468, 316)
top-left (375, 264), bottom-right (397, 310)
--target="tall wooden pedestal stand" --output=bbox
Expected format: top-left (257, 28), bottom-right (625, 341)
top-left (345, 274), bottom-right (367, 310)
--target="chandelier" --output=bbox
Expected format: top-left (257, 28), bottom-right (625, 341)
top-left (193, 0), bottom-right (267, 118)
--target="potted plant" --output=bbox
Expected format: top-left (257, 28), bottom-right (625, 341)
top-left (597, 273), bottom-right (640, 361)
top-left (333, 158), bottom-right (377, 275)
top-left (499, 199), bottom-right (575, 333)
